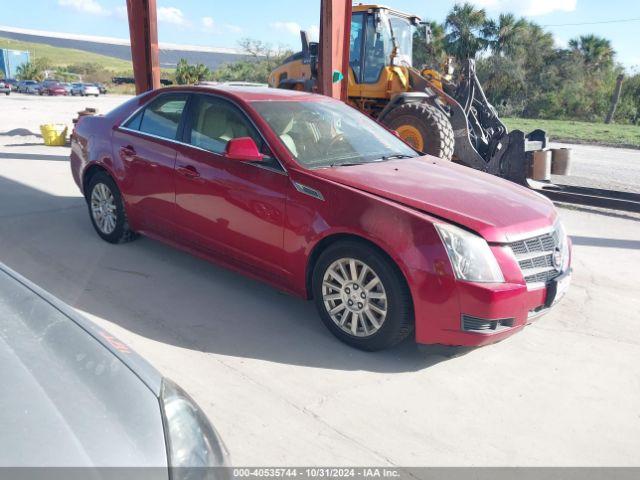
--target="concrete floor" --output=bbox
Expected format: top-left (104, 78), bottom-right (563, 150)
top-left (1, 93), bottom-right (640, 466)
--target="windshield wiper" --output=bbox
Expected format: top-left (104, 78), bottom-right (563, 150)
top-left (327, 155), bottom-right (416, 168)
top-left (329, 161), bottom-right (367, 168)
top-left (375, 154), bottom-right (416, 161)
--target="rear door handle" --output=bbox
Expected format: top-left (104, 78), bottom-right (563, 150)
top-left (120, 145), bottom-right (136, 158)
top-left (177, 164), bottom-right (200, 179)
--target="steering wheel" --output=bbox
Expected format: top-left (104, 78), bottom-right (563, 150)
top-left (324, 133), bottom-right (348, 156)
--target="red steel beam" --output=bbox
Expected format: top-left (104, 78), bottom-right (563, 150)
top-left (126, 0), bottom-right (350, 99)
top-left (126, 0), bottom-right (161, 94)
top-left (318, 0), bottom-right (352, 101)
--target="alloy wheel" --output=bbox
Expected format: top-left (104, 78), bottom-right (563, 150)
top-left (322, 258), bottom-right (388, 337)
top-left (90, 183), bottom-right (118, 235)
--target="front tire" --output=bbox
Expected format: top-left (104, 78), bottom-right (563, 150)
top-left (86, 172), bottom-right (138, 244)
top-left (312, 241), bottom-right (414, 351)
top-left (384, 102), bottom-right (455, 161)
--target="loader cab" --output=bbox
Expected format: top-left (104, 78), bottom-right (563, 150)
top-left (350, 6), bottom-right (421, 84)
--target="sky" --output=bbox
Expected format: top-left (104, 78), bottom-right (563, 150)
top-left (1, 0), bottom-right (639, 70)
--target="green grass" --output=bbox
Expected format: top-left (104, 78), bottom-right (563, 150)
top-left (0, 37), bottom-right (132, 71)
top-left (503, 117), bottom-right (640, 149)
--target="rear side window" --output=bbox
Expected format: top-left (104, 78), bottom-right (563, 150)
top-left (125, 94), bottom-right (188, 140)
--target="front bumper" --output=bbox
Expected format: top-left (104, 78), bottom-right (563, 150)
top-left (413, 267), bottom-right (572, 347)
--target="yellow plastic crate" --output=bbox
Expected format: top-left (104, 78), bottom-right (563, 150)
top-left (40, 124), bottom-right (68, 147)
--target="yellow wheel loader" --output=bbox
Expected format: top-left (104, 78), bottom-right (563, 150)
top-left (269, 4), bottom-right (547, 184)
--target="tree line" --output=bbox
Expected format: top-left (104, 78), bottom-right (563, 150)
top-left (414, 2), bottom-right (638, 124)
top-left (177, 2), bottom-right (639, 125)
top-left (11, 2), bottom-right (638, 125)
top-left (175, 40), bottom-right (291, 85)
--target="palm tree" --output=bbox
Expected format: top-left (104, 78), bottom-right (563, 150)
top-left (175, 59), bottom-right (212, 85)
top-left (444, 2), bottom-right (488, 61)
top-left (16, 62), bottom-right (45, 81)
top-left (483, 13), bottom-right (527, 56)
top-left (569, 34), bottom-right (615, 69)
top-left (413, 21), bottom-right (447, 68)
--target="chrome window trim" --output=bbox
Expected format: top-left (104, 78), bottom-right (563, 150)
top-left (119, 91), bottom-right (189, 133)
top-left (118, 126), bottom-right (288, 176)
top-left (117, 91), bottom-right (289, 176)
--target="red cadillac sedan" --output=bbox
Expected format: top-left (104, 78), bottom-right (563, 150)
top-left (70, 86), bottom-right (572, 351)
top-left (41, 82), bottom-right (68, 96)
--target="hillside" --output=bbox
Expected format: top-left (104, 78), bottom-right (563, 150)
top-left (504, 118), bottom-right (640, 149)
top-left (0, 37), bottom-right (132, 71)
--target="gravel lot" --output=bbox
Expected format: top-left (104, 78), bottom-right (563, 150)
top-left (551, 142), bottom-right (640, 193)
top-left (1, 93), bottom-right (639, 466)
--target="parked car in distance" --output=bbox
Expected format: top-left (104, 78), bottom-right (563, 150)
top-left (39, 80), bottom-right (60, 95)
top-left (0, 262), bottom-right (230, 470)
top-left (71, 86), bottom-right (572, 351)
top-left (2, 78), bottom-right (17, 91)
top-left (0, 80), bottom-right (10, 95)
top-left (71, 82), bottom-right (100, 97)
top-left (41, 82), bottom-right (68, 96)
top-left (26, 82), bottom-right (42, 95)
top-left (94, 82), bottom-right (107, 94)
top-left (17, 80), bottom-right (38, 93)
top-left (60, 82), bottom-right (73, 95)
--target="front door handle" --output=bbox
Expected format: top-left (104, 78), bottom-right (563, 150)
top-left (177, 164), bottom-right (200, 179)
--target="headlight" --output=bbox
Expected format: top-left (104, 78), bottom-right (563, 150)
top-left (435, 223), bottom-right (505, 283)
top-left (161, 379), bottom-right (230, 477)
top-left (557, 222), bottom-right (571, 271)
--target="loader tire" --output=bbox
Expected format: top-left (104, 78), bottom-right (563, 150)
top-left (383, 102), bottom-right (455, 161)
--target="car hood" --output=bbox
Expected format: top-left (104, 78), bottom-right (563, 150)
top-left (311, 156), bottom-right (557, 243)
top-left (0, 267), bottom-right (167, 467)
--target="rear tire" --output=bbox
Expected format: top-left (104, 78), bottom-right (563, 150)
top-left (312, 241), bottom-right (414, 351)
top-left (86, 172), bottom-right (138, 244)
top-left (384, 102), bottom-right (455, 161)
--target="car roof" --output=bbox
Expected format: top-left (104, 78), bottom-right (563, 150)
top-left (163, 85), bottom-right (329, 102)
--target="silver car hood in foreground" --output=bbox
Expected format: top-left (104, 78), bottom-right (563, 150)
top-left (0, 265), bottom-right (167, 468)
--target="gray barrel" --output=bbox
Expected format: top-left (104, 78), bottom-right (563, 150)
top-left (551, 148), bottom-right (572, 176)
top-left (530, 150), bottom-right (552, 181)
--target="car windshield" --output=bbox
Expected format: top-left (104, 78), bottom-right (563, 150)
top-left (251, 100), bottom-right (418, 168)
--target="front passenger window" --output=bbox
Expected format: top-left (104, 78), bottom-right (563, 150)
top-left (187, 96), bottom-right (264, 155)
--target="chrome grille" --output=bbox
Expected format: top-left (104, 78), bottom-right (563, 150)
top-left (510, 229), bottom-right (562, 285)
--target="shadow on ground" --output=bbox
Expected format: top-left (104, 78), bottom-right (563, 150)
top-left (0, 128), bottom-right (43, 137)
top-left (0, 152), bottom-right (69, 161)
top-left (0, 175), bottom-right (470, 373)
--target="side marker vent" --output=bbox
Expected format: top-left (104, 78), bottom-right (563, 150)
top-left (462, 315), bottom-right (515, 333)
top-left (293, 182), bottom-right (324, 201)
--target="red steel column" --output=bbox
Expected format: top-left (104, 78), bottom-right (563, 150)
top-left (318, 0), bottom-right (352, 101)
top-left (127, 0), bottom-right (161, 94)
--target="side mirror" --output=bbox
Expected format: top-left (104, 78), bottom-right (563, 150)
top-left (424, 24), bottom-right (433, 46)
top-left (224, 137), bottom-right (264, 162)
